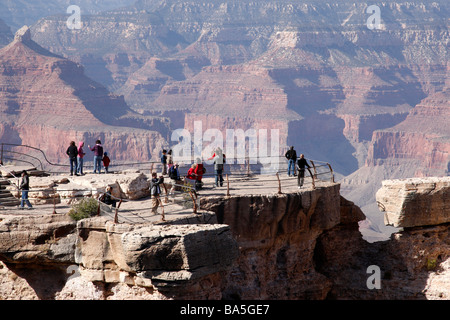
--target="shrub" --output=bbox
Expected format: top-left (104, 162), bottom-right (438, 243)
top-left (68, 197), bottom-right (98, 221)
top-left (426, 258), bottom-right (438, 271)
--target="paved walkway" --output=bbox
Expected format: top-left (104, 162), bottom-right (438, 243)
top-left (0, 174), bottom-right (335, 225)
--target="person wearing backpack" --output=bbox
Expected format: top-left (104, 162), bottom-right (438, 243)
top-left (208, 147), bottom-right (224, 187)
top-left (168, 163), bottom-right (180, 198)
top-left (89, 140), bottom-right (104, 174)
top-left (150, 172), bottom-right (164, 215)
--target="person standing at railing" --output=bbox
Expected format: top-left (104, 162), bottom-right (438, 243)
top-left (285, 146), bottom-right (297, 177)
top-left (297, 154), bottom-right (311, 189)
top-left (150, 172), bottom-right (164, 215)
top-left (77, 141), bottom-right (86, 175)
top-left (88, 140), bottom-right (103, 174)
top-left (66, 141), bottom-right (79, 176)
top-left (19, 170), bottom-right (32, 210)
top-left (208, 147), bottom-right (224, 187)
top-left (168, 163), bottom-right (180, 198)
top-left (161, 150), bottom-right (167, 175)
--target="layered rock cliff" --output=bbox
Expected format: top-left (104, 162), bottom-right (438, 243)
top-left (0, 175), bottom-right (448, 300)
top-left (0, 26), bottom-right (169, 165)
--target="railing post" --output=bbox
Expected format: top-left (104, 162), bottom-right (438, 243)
top-left (189, 191), bottom-right (197, 214)
top-left (276, 172), bottom-right (282, 194)
top-left (310, 160), bottom-right (317, 179)
top-left (114, 199), bottom-right (123, 224)
top-left (226, 174), bottom-right (230, 197)
top-left (327, 163), bottom-right (335, 183)
top-left (307, 168), bottom-right (315, 189)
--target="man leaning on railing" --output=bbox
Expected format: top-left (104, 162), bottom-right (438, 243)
top-left (297, 154), bottom-right (311, 189)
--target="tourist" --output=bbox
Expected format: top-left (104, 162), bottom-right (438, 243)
top-left (161, 149), bottom-right (167, 175)
top-left (19, 170), bottom-right (32, 210)
top-left (168, 163), bottom-right (180, 197)
top-left (66, 141), bottom-right (79, 176)
top-left (77, 141), bottom-right (86, 175)
top-left (88, 140), bottom-right (104, 174)
top-left (285, 146), bottom-right (297, 177)
top-left (101, 186), bottom-right (117, 208)
top-left (185, 164), bottom-right (197, 191)
top-left (297, 154), bottom-right (311, 188)
top-left (167, 149), bottom-right (174, 172)
top-left (102, 152), bottom-right (111, 173)
top-left (208, 147), bottom-right (224, 187)
top-left (150, 172), bottom-right (164, 215)
top-left (193, 158), bottom-right (205, 190)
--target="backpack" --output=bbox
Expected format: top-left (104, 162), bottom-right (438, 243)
top-left (169, 166), bottom-right (178, 180)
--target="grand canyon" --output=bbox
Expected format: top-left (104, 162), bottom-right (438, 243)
top-left (0, 0), bottom-right (448, 302)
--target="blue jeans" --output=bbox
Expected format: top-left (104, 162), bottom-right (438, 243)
top-left (215, 169), bottom-right (224, 187)
top-left (77, 157), bottom-right (84, 174)
top-left (94, 156), bottom-right (102, 173)
top-left (21, 190), bottom-right (32, 208)
top-left (287, 159), bottom-right (295, 176)
top-left (69, 157), bottom-right (78, 174)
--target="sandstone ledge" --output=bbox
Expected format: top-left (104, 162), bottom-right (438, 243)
top-left (376, 176), bottom-right (450, 228)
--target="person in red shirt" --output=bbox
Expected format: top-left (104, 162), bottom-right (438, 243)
top-left (102, 152), bottom-right (111, 173)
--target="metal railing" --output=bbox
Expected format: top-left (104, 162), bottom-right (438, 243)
top-left (0, 143), bottom-right (336, 223)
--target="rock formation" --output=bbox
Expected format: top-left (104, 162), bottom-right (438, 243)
top-left (29, 1), bottom-right (449, 172)
top-left (376, 177), bottom-right (450, 228)
top-left (0, 0), bottom-right (448, 279)
top-left (0, 174), bottom-right (448, 300)
top-left (0, 26), bottom-right (169, 165)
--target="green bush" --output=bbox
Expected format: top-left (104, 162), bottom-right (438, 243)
top-left (68, 197), bottom-right (99, 221)
top-left (426, 258), bottom-right (438, 271)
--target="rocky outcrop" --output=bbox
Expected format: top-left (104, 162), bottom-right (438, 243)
top-left (0, 214), bottom-right (238, 300)
top-left (28, 2), bottom-right (448, 176)
top-left (376, 177), bottom-right (450, 228)
top-left (0, 26), bottom-right (169, 165)
top-left (366, 90), bottom-right (450, 175)
top-left (317, 177), bottom-right (450, 299)
top-left (5, 171), bottom-right (153, 205)
top-left (0, 175), bottom-right (448, 299)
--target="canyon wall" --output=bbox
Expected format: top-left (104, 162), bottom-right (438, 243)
top-left (0, 27), bottom-right (169, 166)
top-left (0, 176), bottom-right (448, 300)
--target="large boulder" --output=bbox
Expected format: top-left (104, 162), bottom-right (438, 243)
top-left (376, 177), bottom-right (450, 228)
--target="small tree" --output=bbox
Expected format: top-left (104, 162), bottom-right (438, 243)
top-left (68, 197), bottom-right (98, 221)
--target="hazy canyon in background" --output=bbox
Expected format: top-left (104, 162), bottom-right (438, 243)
top-left (0, 0), bottom-right (448, 241)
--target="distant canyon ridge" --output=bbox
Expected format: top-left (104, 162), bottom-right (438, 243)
top-left (0, 1), bottom-right (448, 231)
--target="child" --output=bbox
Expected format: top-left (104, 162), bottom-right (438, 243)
top-left (102, 152), bottom-right (110, 173)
